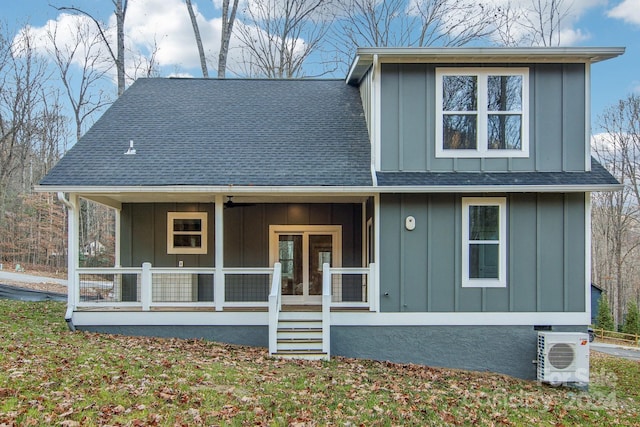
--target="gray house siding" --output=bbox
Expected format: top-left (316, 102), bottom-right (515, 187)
top-left (378, 193), bottom-right (586, 313)
top-left (120, 203), bottom-right (363, 269)
top-left (224, 203), bottom-right (363, 268)
top-left (380, 63), bottom-right (586, 172)
top-left (120, 203), bottom-right (215, 268)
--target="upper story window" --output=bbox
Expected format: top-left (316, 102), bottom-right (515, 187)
top-left (167, 212), bottom-right (208, 254)
top-left (436, 68), bottom-right (529, 158)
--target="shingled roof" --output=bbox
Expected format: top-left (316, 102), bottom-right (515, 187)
top-left (376, 158), bottom-right (620, 190)
top-left (40, 78), bottom-right (373, 187)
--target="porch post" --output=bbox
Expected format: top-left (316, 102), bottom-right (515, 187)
top-left (141, 262), bottom-right (151, 311)
top-left (68, 194), bottom-right (79, 308)
top-left (214, 194), bottom-right (225, 311)
top-left (114, 207), bottom-right (121, 267)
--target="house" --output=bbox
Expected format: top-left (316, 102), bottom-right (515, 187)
top-left (37, 47), bottom-right (624, 381)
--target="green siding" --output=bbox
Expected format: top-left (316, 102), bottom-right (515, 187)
top-left (428, 195), bottom-right (456, 312)
top-left (380, 63), bottom-right (587, 172)
top-left (537, 194), bottom-right (565, 311)
top-left (121, 203), bottom-right (362, 269)
top-left (509, 195), bottom-right (538, 311)
top-left (379, 193), bottom-right (586, 313)
top-left (379, 196), bottom-right (402, 312)
top-left (120, 203), bottom-right (215, 268)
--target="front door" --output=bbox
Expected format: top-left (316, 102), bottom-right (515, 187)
top-left (270, 225), bottom-right (341, 305)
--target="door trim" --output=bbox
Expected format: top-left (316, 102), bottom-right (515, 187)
top-left (269, 225), bottom-right (342, 304)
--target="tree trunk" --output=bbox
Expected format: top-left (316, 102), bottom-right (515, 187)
top-left (218, 0), bottom-right (239, 78)
top-left (114, 0), bottom-right (127, 96)
top-left (185, 0), bottom-right (209, 78)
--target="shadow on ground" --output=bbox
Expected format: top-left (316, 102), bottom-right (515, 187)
top-left (0, 283), bottom-right (66, 302)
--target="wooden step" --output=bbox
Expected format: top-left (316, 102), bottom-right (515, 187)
top-left (279, 311), bottom-right (322, 321)
top-left (278, 320), bottom-right (322, 330)
top-left (277, 339), bottom-right (323, 351)
top-left (272, 350), bottom-right (329, 361)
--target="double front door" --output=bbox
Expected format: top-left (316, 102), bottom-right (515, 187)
top-left (269, 225), bottom-right (341, 304)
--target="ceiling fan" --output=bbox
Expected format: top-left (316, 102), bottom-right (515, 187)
top-left (224, 196), bottom-right (256, 209)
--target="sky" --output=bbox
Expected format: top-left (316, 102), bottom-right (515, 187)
top-left (2, 0), bottom-right (639, 133)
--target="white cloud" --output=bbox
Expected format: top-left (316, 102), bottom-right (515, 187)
top-left (608, 0), bottom-right (640, 26)
top-left (120, 0), bottom-right (222, 73)
top-left (483, 0), bottom-right (603, 46)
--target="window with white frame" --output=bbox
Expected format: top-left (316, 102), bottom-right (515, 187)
top-left (167, 212), bottom-right (208, 254)
top-left (462, 198), bottom-right (506, 287)
top-left (436, 68), bottom-right (529, 158)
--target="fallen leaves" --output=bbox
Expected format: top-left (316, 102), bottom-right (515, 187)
top-left (0, 301), bottom-right (639, 426)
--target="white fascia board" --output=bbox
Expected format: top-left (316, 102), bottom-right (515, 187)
top-left (331, 311), bottom-right (590, 326)
top-left (35, 183), bottom-right (623, 197)
top-left (374, 184), bottom-right (623, 193)
top-left (34, 185), bottom-right (378, 196)
top-left (354, 47), bottom-right (625, 63)
top-left (349, 47), bottom-right (625, 83)
top-left (72, 310), bottom-right (589, 326)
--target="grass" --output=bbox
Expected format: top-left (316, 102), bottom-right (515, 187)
top-left (0, 301), bottom-right (639, 426)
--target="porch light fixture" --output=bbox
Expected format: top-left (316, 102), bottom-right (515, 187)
top-left (124, 140), bottom-right (136, 155)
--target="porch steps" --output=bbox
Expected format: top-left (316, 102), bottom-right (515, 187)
top-left (272, 311), bottom-right (328, 361)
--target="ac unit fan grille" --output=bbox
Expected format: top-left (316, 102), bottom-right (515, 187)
top-left (547, 343), bottom-right (575, 370)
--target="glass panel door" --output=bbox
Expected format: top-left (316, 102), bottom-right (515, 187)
top-left (271, 226), bottom-right (340, 304)
top-left (309, 235), bottom-right (332, 296)
top-left (279, 235), bottom-right (302, 296)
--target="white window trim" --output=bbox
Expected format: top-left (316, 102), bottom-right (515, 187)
top-left (462, 197), bottom-right (507, 288)
top-left (435, 68), bottom-right (529, 158)
top-left (167, 212), bottom-right (208, 254)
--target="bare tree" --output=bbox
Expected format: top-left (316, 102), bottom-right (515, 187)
top-left (0, 24), bottom-right (69, 269)
top-left (46, 18), bottom-right (113, 142)
top-left (185, 0), bottom-right (209, 78)
top-left (0, 27), bottom-right (49, 204)
top-left (592, 94), bottom-right (640, 326)
top-left (218, 0), bottom-right (239, 78)
top-left (494, 0), bottom-right (572, 47)
top-left (128, 36), bottom-right (161, 79)
top-left (54, 0), bottom-right (129, 96)
top-left (183, 0), bottom-right (238, 78)
top-left (236, 0), bottom-right (335, 78)
top-left (333, 0), bottom-right (496, 66)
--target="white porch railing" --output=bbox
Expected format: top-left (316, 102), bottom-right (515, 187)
top-left (268, 262), bottom-right (282, 356)
top-left (328, 263), bottom-right (377, 311)
top-left (322, 263), bottom-right (331, 356)
top-left (74, 262), bottom-right (378, 312)
top-left (76, 263), bottom-right (276, 310)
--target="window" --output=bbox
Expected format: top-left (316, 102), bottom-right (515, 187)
top-left (462, 198), bottom-right (506, 287)
top-left (436, 68), bottom-right (529, 158)
top-left (167, 212), bottom-right (207, 254)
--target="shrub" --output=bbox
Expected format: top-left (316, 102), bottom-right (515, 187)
top-left (596, 295), bottom-right (615, 331)
top-left (622, 301), bottom-right (640, 336)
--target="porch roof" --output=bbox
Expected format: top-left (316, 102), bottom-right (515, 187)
top-left (376, 157), bottom-right (622, 192)
top-left (39, 78), bottom-right (372, 188)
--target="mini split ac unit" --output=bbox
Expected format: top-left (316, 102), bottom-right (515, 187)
top-left (537, 332), bottom-right (589, 385)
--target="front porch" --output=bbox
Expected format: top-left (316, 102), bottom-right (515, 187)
top-left (70, 262), bottom-right (376, 360)
top-left (62, 193), bottom-right (378, 360)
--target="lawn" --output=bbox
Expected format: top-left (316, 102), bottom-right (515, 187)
top-left (1, 301), bottom-right (638, 426)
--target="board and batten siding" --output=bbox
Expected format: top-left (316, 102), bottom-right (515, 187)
top-left (224, 203), bottom-right (362, 268)
top-left (120, 203), bottom-right (362, 268)
top-left (379, 63), bottom-right (586, 172)
top-left (120, 203), bottom-right (215, 268)
top-left (358, 68), bottom-right (373, 140)
top-left (378, 193), bottom-right (586, 313)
